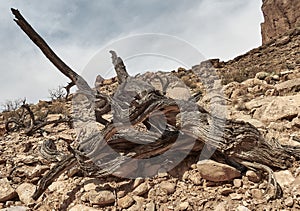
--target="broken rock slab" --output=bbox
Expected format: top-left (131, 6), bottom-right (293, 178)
top-left (274, 170), bottom-right (295, 188)
top-left (16, 183), bottom-right (36, 205)
top-left (0, 178), bottom-right (17, 202)
top-left (86, 190), bottom-right (115, 206)
top-left (246, 95), bottom-right (300, 123)
top-left (69, 204), bottom-right (99, 211)
top-left (196, 160), bottom-right (241, 182)
top-left (275, 78), bottom-right (300, 94)
top-left (0, 206), bottom-right (28, 211)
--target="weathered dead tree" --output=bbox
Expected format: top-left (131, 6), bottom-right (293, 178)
top-left (5, 100), bottom-right (72, 136)
top-left (11, 8), bottom-right (300, 201)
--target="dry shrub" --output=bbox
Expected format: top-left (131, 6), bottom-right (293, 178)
top-left (48, 85), bottom-right (66, 101)
top-left (48, 101), bottom-right (68, 115)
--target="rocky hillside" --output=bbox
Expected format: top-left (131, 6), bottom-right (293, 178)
top-left (261, 0), bottom-right (300, 44)
top-left (0, 3), bottom-right (300, 211)
top-left (213, 27), bottom-right (300, 85)
top-left (0, 27), bottom-right (299, 210)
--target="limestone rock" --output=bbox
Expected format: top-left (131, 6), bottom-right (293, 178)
top-left (87, 190), bottom-right (115, 206)
top-left (166, 87), bottom-right (190, 100)
top-left (159, 181), bottom-right (176, 194)
top-left (220, 187), bottom-right (234, 196)
top-left (246, 95), bottom-right (300, 123)
top-left (275, 78), bottom-right (300, 94)
top-left (290, 175), bottom-right (300, 196)
top-left (133, 177), bottom-right (144, 189)
top-left (274, 170), bottom-right (295, 188)
top-left (0, 206), bottom-right (28, 211)
top-left (69, 204), bottom-right (99, 211)
top-left (284, 197), bottom-right (294, 207)
top-left (188, 172), bottom-right (202, 185)
top-left (48, 181), bottom-right (67, 193)
top-left (145, 201), bottom-right (155, 211)
top-left (233, 179), bottom-right (243, 188)
top-left (16, 183), bottom-right (35, 205)
top-left (118, 195), bottom-right (134, 209)
top-left (196, 160), bottom-right (241, 182)
top-left (229, 193), bottom-right (243, 200)
top-left (132, 182), bottom-right (149, 196)
top-left (0, 178), bottom-right (17, 202)
top-left (177, 201), bottom-right (189, 211)
top-left (251, 189), bottom-right (263, 199)
top-left (246, 170), bottom-right (261, 183)
top-left (236, 206), bottom-right (250, 211)
top-left (255, 71), bottom-right (270, 80)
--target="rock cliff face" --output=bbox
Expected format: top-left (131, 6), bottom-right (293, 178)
top-left (261, 0), bottom-right (300, 44)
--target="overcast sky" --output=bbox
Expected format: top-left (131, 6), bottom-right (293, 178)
top-left (0, 0), bottom-right (264, 105)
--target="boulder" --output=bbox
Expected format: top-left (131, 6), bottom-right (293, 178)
top-left (87, 190), bottom-right (115, 206)
top-left (274, 170), bottom-right (295, 188)
top-left (246, 95), bottom-right (300, 123)
top-left (16, 183), bottom-right (35, 205)
top-left (196, 160), bottom-right (241, 182)
top-left (0, 178), bottom-right (17, 202)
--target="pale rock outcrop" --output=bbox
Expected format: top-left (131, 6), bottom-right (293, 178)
top-left (261, 0), bottom-right (300, 44)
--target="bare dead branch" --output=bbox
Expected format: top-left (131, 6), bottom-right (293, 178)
top-left (11, 8), bottom-right (91, 93)
top-left (110, 50), bottom-right (129, 84)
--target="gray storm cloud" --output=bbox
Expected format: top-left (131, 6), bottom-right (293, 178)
top-left (0, 0), bottom-right (263, 105)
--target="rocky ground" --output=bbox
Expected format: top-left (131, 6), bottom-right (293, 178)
top-left (0, 25), bottom-right (300, 211)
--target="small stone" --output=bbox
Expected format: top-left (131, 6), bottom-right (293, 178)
top-left (5, 201), bottom-right (14, 207)
top-left (88, 190), bottom-right (115, 206)
top-left (58, 134), bottom-right (73, 142)
top-left (30, 165), bottom-right (49, 178)
top-left (178, 201), bottom-right (189, 211)
top-left (272, 75), bottom-right (280, 81)
top-left (83, 179), bottom-right (101, 192)
top-left (118, 195), bottom-right (134, 209)
top-left (83, 183), bottom-right (97, 192)
top-left (159, 181), bottom-right (176, 194)
top-left (117, 190), bottom-right (126, 198)
top-left (285, 197), bottom-right (294, 207)
top-left (157, 171), bottom-right (168, 178)
top-left (48, 181), bottom-right (66, 193)
top-left (0, 178), bottom-right (17, 202)
top-left (128, 196), bottom-right (144, 211)
top-left (16, 183), bottom-right (36, 205)
top-left (251, 189), bottom-right (263, 199)
top-left (189, 172), bottom-right (202, 185)
top-left (1, 206), bottom-right (29, 211)
top-left (182, 171), bottom-right (190, 181)
top-left (236, 205), bottom-right (250, 211)
top-left (69, 204), bottom-right (99, 211)
top-left (145, 201), bottom-right (155, 211)
top-left (133, 177), bottom-right (144, 188)
top-left (274, 170), bottom-right (295, 187)
top-left (220, 188), bottom-right (234, 196)
top-left (255, 71), bottom-right (269, 80)
top-left (191, 164), bottom-right (197, 169)
top-left (196, 160), bottom-right (241, 182)
top-left (246, 170), bottom-right (261, 183)
top-left (229, 193), bottom-right (243, 200)
top-left (233, 179), bottom-right (243, 188)
top-left (68, 167), bottom-right (80, 177)
top-left (214, 202), bottom-right (227, 211)
top-left (132, 182), bottom-right (149, 196)
top-left (259, 182), bottom-right (267, 189)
